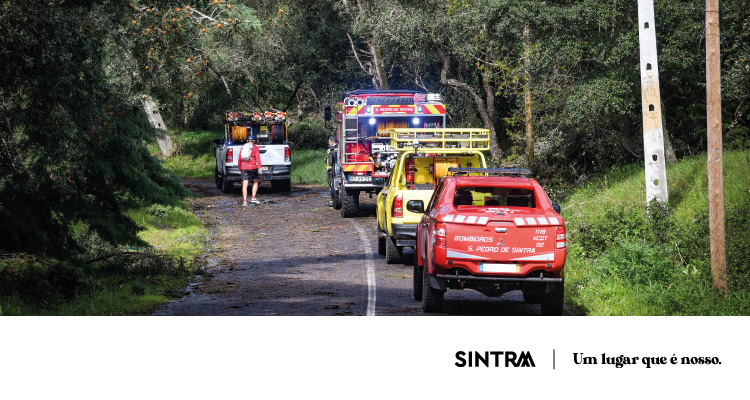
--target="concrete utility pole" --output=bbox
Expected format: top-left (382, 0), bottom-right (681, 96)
top-left (637, 0), bottom-right (669, 205)
top-left (141, 96), bottom-right (174, 157)
top-left (706, 0), bottom-right (727, 293)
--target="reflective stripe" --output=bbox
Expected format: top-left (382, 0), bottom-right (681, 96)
top-left (514, 217), bottom-right (525, 226)
top-left (443, 214), bottom-right (455, 222)
top-left (548, 217), bottom-right (560, 225)
top-left (477, 217), bottom-right (489, 225)
top-left (511, 253), bottom-right (555, 262)
top-left (525, 217), bottom-right (537, 225)
top-left (454, 215), bottom-right (466, 223)
top-left (537, 217), bottom-right (549, 225)
top-left (466, 216), bottom-right (477, 224)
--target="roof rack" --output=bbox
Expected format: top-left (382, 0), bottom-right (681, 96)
top-left (390, 128), bottom-right (490, 153)
top-left (449, 168), bottom-right (532, 176)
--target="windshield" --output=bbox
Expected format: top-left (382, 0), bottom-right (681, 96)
top-left (453, 187), bottom-right (535, 208)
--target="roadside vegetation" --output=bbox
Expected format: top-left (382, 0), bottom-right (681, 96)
top-left (562, 150), bottom-right (750, 315)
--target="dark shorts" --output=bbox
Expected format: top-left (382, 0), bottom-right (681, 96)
top-left (241, 169), bottom-right (259, 181)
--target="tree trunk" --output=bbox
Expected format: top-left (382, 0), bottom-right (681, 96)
top-left (437, 48), bottom-right (501, 160)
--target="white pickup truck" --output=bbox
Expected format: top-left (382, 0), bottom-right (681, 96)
top-left (213, 111), bottom-right (292, 192)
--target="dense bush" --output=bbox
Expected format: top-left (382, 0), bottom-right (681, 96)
top-left (287, 117), bottom-right (331, 149)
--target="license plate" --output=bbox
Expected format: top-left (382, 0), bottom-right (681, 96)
top-left (349, 175), bottom-right (372, 182)
top-left (479, 263), bottom-right (519, 273)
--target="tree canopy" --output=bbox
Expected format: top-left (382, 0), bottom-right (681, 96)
top-left (1, 0), bottom-right (748, 256)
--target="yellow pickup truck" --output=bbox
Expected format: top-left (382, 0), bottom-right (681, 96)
top-left (376, 128), bottom-right (490, 263)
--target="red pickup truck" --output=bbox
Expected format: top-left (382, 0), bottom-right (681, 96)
top-left (411, 168), bottom-right (566, 315)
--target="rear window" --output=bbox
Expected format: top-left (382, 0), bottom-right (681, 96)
top-left (453, 187), bottom-right (535, 208)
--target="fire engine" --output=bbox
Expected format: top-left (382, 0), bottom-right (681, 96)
top-left (325, 90), bottom-right (447, 217)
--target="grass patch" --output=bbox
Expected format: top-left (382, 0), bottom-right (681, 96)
top-left (0, 203), bottom-right (208, 315)
top-left (292, 148), bottom-right (327, 186)
top-left (563, 150), bottom-right (750, 315)
top-left (160, 129), bottom-right (221, 179)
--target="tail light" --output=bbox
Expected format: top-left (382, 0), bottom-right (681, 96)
top-left (433, 222), bottom-right (447, 246)
top-left (406, 160), bottom-right (415, 183)
top-left (392, 195), bottom-right (403, 218)
top-left (226, 148), bottom-right (233, 163)
top-left (556, 226), bottom-right (567, 249)
top-left (284, 147), bottom-right (291, 162)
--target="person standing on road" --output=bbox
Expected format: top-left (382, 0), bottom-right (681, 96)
top-left (325, 136), bottom-right (338, 189)
top-left (239, 134), bottom-right (262, 206)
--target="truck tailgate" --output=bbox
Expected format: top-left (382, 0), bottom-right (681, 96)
top-left (443, 210), bottom-right (561, 267)
top-left (258, 144), bottom-right (287, 165)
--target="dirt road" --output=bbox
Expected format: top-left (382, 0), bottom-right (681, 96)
top-left (154, 178), bottom-right (558, 316)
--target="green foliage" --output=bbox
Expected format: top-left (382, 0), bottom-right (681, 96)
top-left (288, 118), bottom-right (330, 149)
top-left (564, 150), bottom-right (750, 315)
top-left (291, 149), bottom-right (328, 186)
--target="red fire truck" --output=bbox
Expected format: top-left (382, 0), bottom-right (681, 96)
top-left (325, 90), bottom-right (447, 217)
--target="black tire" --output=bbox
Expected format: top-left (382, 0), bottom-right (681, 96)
top-left (221, 175), bottom-right (233, 193)
top-left (384, 235), bottom-right (401, 264)
top-left (541, 283), bottom-right (564, 316)
top-left (413, 251), bottom-right (423, 301)
top-left (377, 234), bottom-right (385, 256)
top-left (340, 187), bottom-right (359, 218)
top-left (214, 167), bottom-right (222, 189)
top-left (331, 183), bottom-right (341, 210)
top-left (421, 261), bottom-right (444, 313)
top-left (271, 179), bottom-right (291, 192)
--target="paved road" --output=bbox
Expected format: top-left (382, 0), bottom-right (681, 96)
top-left (155, 178), bottom-right (570, 316)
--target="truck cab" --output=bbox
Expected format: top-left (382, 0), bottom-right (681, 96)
top-left (413, 169), bottom-right (566, 315)
top-left (376, 128), bottom-right (490, 264)
top-left (214, 110), bottom-right (292, 193)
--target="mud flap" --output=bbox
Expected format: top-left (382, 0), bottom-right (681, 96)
top-left (429, 275), bottom-right (446, 291)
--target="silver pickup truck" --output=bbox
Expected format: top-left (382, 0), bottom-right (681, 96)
top-left (213, 111), bottom-right (292, 193)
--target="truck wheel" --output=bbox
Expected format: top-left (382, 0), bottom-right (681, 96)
top-left (384, 236), bottom-right (401, 264)
top-left (221, 176), bottom-right (233, 194)
top-left (422, 262), bottom-right (444, 313)
top-left (214, 167), bottom-right (222, 189)
top-left (340, 188), bottom-right (359, 218)
top-left (541, 283), bottom-right (564, 316)
top-left (272, 179), bottom-right (291, 192)
top-left (413, 252), bottom-right (423, 301)
top-left (331, 183), bottom-right (341, 210)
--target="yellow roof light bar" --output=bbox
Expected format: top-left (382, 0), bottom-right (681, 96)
top-left (390, 128), bottom-right (491, 152)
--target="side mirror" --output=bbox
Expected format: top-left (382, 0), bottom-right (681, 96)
top-left (212, 138), bottom-right (224, 147)
top-left (552, 203), bottom-right (561, 214)
top-left (406, 200), bottom-right (425, 214)
top-left (324, 105), bottom-right (332, 121)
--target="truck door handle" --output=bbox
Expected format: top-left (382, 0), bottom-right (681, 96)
top-left (495, 228), bottom-right (507, 233)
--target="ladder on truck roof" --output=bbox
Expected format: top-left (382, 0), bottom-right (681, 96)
top-left (342, 104), bottom-right (369, 165)
top-left (389, 128), bottom-right (491, 153)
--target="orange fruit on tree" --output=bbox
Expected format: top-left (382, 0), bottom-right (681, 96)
top-left (227, 4), bottom-right (232, 9)
top-left (217, 23), bottom-right (222, 28)
top-left (213, 0), bottom-right (218, 4)
top-left (132, 20), bottom-right (137, 24)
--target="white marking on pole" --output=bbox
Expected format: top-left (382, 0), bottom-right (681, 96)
top-left (352, 221), bottom-right (376, 316)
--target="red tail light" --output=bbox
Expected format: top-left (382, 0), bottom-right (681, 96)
top-left (556, 226), bottom-right (567, 249)
top-left (284, 147), bottom-right (291, 162)
top-left (226, 148), bottom-right (233, 163)
top-left (406, 160), bottom-right (415, 183)
top-left (433, 222), bottom-right (447, 246)
top-left (392, 195), bottom-right (403, 218)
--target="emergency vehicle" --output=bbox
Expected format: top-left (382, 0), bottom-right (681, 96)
top-left (326, 90), bottom-right (447, 217)
top-left (376, 128), bottom-right (490, 264)
top-left (213, 110), bottom-right (292, 193)
top-left (412, 169), bottom-right (566, 315)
